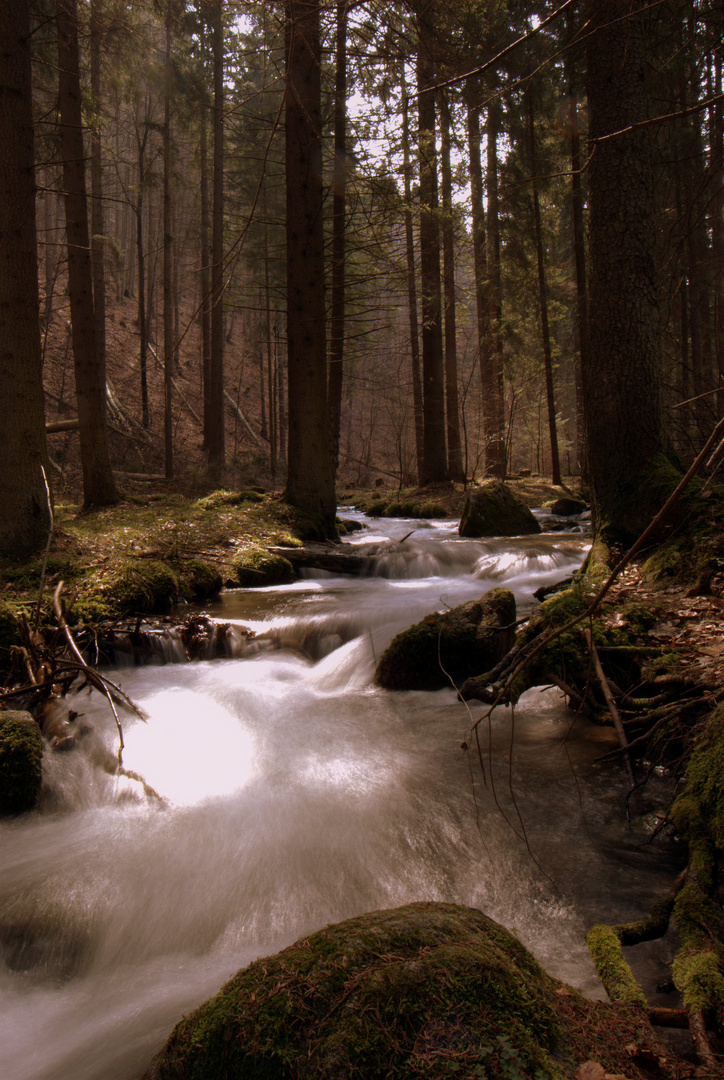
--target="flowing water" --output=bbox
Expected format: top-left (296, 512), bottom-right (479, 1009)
top-left (0, 512), bottom-right (681, 1080)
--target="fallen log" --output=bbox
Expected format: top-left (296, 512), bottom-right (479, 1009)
top-left (268, 544), bottom-right (372, 576)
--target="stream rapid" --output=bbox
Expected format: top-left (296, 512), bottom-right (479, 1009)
top-left (0, 511), bottom-right (680, 1080)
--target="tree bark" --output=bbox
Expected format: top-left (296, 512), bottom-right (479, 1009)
top-left (162, 4), bottom-right (173, 478)
top-left (439, 91), bottom-right (464, 482)
top-left (416, 7), bottom-right (448, 485)
top-left (401, 83), bottom-right (424, 480)
top-left (89, 0), bottom-right (106, 385)
top-left (527, 90), bottom-right (561, 485)
top-left (199, 95), bottom-right (212, 445)
top-left (57, 0), bottom-right (118, 507)
top-left (0, 0), bottom-right (52, 556)
top-left (328, 0), bottom-right (347, 476)
top-left (564, 4), bottom-right (589, 481)
top-left (585, 0), bottom-right (666, 543)
top-left (283, 0), bottom-right (336, 536)
top-left (484, 95), bottom-right (506, 478)
top-left (207, 0), bottom-right (225, 481)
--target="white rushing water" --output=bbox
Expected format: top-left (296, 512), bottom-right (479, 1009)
top-left (0, 513), bottom-right (680, 1080)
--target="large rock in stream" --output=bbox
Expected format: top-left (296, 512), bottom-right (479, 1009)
top-left (140, 903), bottom-right (563, 1080)
top-left (459, 481), bottom-right (541, 537)
top-left (141, 902), bottom-right (677, 1080)
top-left (0, 710), bottom-right (44, 816)
top-left (375, 587), bottom-right (516, 692)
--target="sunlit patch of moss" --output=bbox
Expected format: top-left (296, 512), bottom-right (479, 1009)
top-left (109, 560), bottom-right (181, 615)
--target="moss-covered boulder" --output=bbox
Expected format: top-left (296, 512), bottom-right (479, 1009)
top-left (141, 902), bottom-right (566, 1080)
top-left (0, 600), bottom-right (21, 674)
top-left (233, 546), bottom-right (295, 588)
top-left (548, 497), bottom-right (587, 517)
top-left (0, 711), bottom-right (44, 816)
top-left (375, 587), bottom-right (516, 691)
top-left (179, 558), bottom-right (223, 602)
top-left (459, 481), bottom-right (541, 538)
top-left (110, 560), bottom-right (181, 615)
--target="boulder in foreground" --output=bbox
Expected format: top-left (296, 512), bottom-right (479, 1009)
top-left (375, 587), bottom-right (516, 691)
top-left (141, 902), bottom-right (684, 1080)
top-left (459, 481), bottom-right (541, 537)
top-left (141, 902), bottom-right (563, 1080)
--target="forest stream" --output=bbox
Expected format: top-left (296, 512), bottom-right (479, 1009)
top-left (0, 511), bottom-right (684, 1080)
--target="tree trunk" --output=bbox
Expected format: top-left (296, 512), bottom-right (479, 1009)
top-left (283, 0), bottom-right (336, 536)
top-left (207, 0), bottom-right (225, 481)
top-left (484, 95), bottom-right (506, 478)
top-left (416, 8), bottom-right (448, 485)
top-left (564, 3), bottom-right (589, 481)
top-left (439, 91), bottom-right (464, 482)
top-left (0, 0), bottom-right (52, 556)
top-left (135, 111), bottom-right (150, 427)
top-left (527, 90), bottom-right (561, 485)
top-left (89, 0), bottom-right (106, 387)
top-left (199, 97), bottom-right (212, 446)
top-left (401, 83), bottom-right (424, 480)
top-left (328, 0), bottom-right (347, 475)
top-left (466, 87), bottom-right (489, 476)
top-left (57, 0), bottom-right (117, 507)
top-left (585, 0), bottom-right (666, 543)
top-left (162, 5), bottom-right (173, 478)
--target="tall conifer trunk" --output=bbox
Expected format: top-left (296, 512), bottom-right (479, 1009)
top-left (207, 0), bottom-right (225, 481)
top-left (283, 0), bottom-right (336, 535)
top-left (401, 84), bottom-right (424, 480)
top-left (328, 0), bottom-right (347, 476)
top-left (0, 0), bottom-right (52, 556)
top-left (57, 0), bottom-right (117, 507)
top-left (439, 91), bottom-right (464, 482)
top-left (416, 7), bottom-right (448, 485)
top-left (585, 0), bottom-right (666, 543)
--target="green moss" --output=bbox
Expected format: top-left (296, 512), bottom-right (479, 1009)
top-left (682, 708), bottom-right (724, 851)
top-left (179, 558), bottom-right (223, 602)
top-left (585, 925), bottom-right (647, 1010)
top-left (233, 546), bottom-right (295, 588)
top-left (195, 489), bottom-right (265, 510)
top-left (459, 483), bottom-right (542, 539)
top-left (375, 588), bottom-right (516, 692)
top-left (0, 711), bottom-right (44, 816)
top-left (672, 949), bottom-right (724, 1023)
top-left (142, 903), bottom-right (566, 1080)
top-left (109, 560), bottom-right (181, 615)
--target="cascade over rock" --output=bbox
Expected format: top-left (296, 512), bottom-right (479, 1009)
top-left (374, 586), bottom-right (516, 691)
top-left (459, 481), bottom-right (542, 537)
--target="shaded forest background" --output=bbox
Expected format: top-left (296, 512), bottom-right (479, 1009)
top-left (11, 0), bottom-right (724, 498)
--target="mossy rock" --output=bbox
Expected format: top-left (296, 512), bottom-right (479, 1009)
top-left (0, 711), bottom-right (44, 816)
top-left (109, 560), bottom-right (181, 615)
top-left (547, 498), bottom-right (587, 517)
top-left (194, 489), bottom-right (265, 511)
top-left (459, 482), bottom-right (541, 538)
top-left (375, 588), bottom-right (516, 692)
top-left (141, 902), bottom-right (566, 1080)
top-left (179, 558), bottom-right (223, 602)
top-left (233, 547), bottom-right (295, 588)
